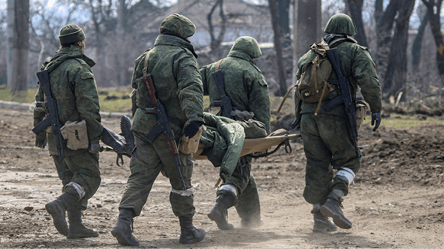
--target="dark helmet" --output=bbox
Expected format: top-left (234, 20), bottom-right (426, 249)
top-left (59, 24), bottom-right (86, 46)
top-left (231, 36), bottom-right (262, 59)
top-left (160, 13), bottom-right (196, 38)
top-left (324, 13), bottom-right (357, 36)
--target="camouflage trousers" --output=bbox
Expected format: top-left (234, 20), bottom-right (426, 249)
top-left (300, 113), bottom-right (360, 205)
top-left (52, 150), bottom-right (101, 210)
top-left (217, 156), bottom-right (261, 222)
top-left (118, 131), bottom-right (195, 218)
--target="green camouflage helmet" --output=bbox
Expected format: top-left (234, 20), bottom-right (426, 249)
top-left (324, 13), bottom-right (357, 36)
top-left (59, 24), bottom-right (86, 46)
top-left (160, 13), bottom-right (196, 38)
top-left (230, 36), bottom-right (262, 59)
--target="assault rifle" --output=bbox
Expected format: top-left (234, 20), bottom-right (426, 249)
top-left (325, 48), bottom-right (360, 158)
top-left (212, 70), bottom-right (234, 118)
top-left (141, 73), bottom-right (186, 190)
top-left (32, 70), bottom-right (67, 179)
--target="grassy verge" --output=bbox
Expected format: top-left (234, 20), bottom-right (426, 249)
top-left (362, 114), bottom-right (444, 129)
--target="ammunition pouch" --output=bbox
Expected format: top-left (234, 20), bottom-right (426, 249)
top-left (60, 120), bottom-right (89, 150)
top-left (355, 100), bottom-right (370, 130)
top-left (179, 121), bottom-right (203, 154)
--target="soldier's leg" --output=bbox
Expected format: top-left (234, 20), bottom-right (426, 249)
top-left (46, 150), bottom-right (100, 237)
top-left (234, 157), bottom-right (262, 229)
top-left (301, 114), bottom-right (337, 232)
top-left (316, 115), bottom-right (360, 229)
top-left (112, 132), bottom-right (162, 246)
top-left (155, 138), bottom-right (205, 244)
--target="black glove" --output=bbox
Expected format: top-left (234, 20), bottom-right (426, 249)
top-left (183, 121), bottom-right (202, 138)
top-left (35, 131), bottom-right (47, 149)
top-left (35, 138), bottom-right (47, 149)
top-left (371, 112), bottom-right (381, 131)
top-left (89, 143), bottom-right (101, 154)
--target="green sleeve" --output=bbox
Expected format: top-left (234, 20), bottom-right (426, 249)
top-left (75, 69), bottom-right (103, 144)
top-left (176, 54), bottom-right (204, 123)
top-left (353, 47), bottom-right (382, 112)
top-left (248, 75), bottom-right (271, 133)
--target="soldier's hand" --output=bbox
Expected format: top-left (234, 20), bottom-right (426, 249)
top-left (183, 121), bottom-right (203, 138)
top-left (89, 143), bottom-right (101, 154)
top-left (35, 138), bottom-right (47, 149)
top-left (371, 112), bottom-right (381, 131)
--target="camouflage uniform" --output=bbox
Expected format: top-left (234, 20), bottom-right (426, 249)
top-left (200, 36), bottom-right (270, 228)
top-left (295, 14), bottom-right (382, 231)
top-left (34, 24), bottom-right (103, 238)
top-left (111, 14), bottom-right (205, 246)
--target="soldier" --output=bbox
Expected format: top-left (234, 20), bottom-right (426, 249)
top-left (295, 13), bottom-right (382, 232)
top-left (111, 14), bottom-right (205, 246)
top-left (33, 24), bottom-right (103, 239)
top-left (200, 36), bottom-right (271, 230)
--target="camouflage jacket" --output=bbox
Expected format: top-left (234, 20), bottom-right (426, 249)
top-left (200, 50), bottom-right (271, 133)
top-left (131, 34), bottom-right (203, 140)
top-left (34, 45), bottom-right (103, 155)
top-left (296, 36), bottom-right (382, 115)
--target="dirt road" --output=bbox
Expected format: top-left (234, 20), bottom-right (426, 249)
top-left (1, 108), bottom-right (443, 248)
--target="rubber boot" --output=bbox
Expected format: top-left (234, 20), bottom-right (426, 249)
top-left (179, 217), bottom-right (206, 244)
top-left (45, 192), bottom-right (78, 236)
top-left (207, 194), bottom-right (235, 230)
top-left (111, 209), bottom-right (139, 246)
top-left (320, 198), bottom-right (352, 229)
top-left (67, 209), bottom-right (99, 239)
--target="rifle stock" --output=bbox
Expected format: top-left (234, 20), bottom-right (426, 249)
top-left (211, 70), bottom-right (233, 118)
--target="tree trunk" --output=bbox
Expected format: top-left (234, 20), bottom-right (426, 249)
top-left (422, 0), bottom-right (444, 107)
top-left (117, 0), bottom-right (128, 86)
top-left (277, 0), bottom-right (291, 48)
top-left (411, 8), bottom-right (429, 68)
top-left (269, 0), bottom-right (287, 96)
top-left (6, 0), bottom-right (14, 88)
top-left (208, 0), bottom-right (226, 53)
top-left (295, 0), bottom-right (322, 59)
top-left (11, 0), bottom-right (29, 93)
top-left (383, 0), bottom-right (415, 100)
top-left (345, 0), bottom-right (368, 47)
top-left (375, 0), bottom-right (399, 80)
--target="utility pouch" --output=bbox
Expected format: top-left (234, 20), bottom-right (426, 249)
top-left (60, 120), bottom-right (89, 150)
top-left (179, 121), bottom-right (203, 154)
top-left (355, 100), bottom-right (370, 130)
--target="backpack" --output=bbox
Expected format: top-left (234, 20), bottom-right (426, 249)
top-left (277, 41), bottom-right (334, 117)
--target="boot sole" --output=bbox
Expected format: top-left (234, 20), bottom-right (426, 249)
top-left (207, 212), bottom-right (234, 230)
top-left (320, 205), bottom-right (352, 229)
top-left (179, 230), bottom-right (206, 244)
top-left (111, 229), bottom-right (139, 246)
top-left (67, 232), bottom-right (99, 239)
top-left (45, 203), bottom-right (69, 236)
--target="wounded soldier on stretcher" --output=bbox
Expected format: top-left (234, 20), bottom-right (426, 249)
top-left (102, 113), bottom-right (300, 178)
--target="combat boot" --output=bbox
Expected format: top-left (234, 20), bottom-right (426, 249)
top-left (313, 212), bottom-right (338, 232)
top-left (67, 209), bottom-right (99, 239)
top-left (320, 198), bottom-right (352, 229)
top-left (45, 192), bottom-right (78, 236)
top-left (207, 194), bottom-right (235, 230)
top-left (178, 217), bottom-right (206, 244)
top-left (111, 208), bottom-right (139, 246)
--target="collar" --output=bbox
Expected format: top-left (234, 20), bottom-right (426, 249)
top-left (154, 34), bottom-right (198, 58)
top-left (227, 50), bottom-right (254, 64)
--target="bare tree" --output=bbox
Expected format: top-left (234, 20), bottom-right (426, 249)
top-left (268, 0), bottom-right (286, 96)
top-left (382, 0), bottom-right (416, 100)
top-left (207, 0), bottom-right (226, 52)
top-left (411, 4), bottom-right (429, 69)
top-left (345, 0), bottom-right (368, 47)
top-left (11, 0), bottom-right (30, 93)
top-left (422, 0), bottom-right (444, 106)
